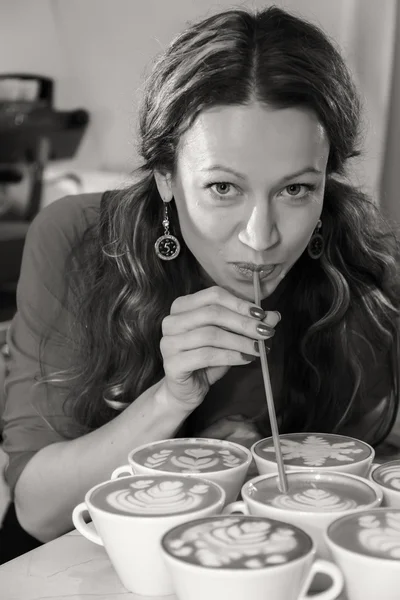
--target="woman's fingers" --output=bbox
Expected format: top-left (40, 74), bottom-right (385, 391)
top-left (163, 298), bottom-right (279, 342)
top-left (160, 285), bottom-right (282, 407)
top-left (160, 325), bottom-right (266, 359)
top-left (163, 346), bottom-right (257, 382)
top-left (170, 286), bottom-right (280, 325)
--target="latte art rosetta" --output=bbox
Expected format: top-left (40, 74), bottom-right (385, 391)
top-left (106, 480), bottom-right (211, 514)
top-left (271, 488), bottom-right (358, 511)
top-left (358, 513), bottom-right (400, 559)
top-left (378, 465), bottom-right (400, 490)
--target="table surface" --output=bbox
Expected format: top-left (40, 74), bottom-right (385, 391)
top-left (0, 525), bottom-right (348, 600)
top-left (0, 527), bottom-right (148, 600)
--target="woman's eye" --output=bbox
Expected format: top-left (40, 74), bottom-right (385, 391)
top-left (209, 182), bottom-right (237, 197)
top-left (281, 183), bottom-right (316, 199)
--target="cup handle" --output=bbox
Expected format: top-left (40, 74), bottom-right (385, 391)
top-left (110, 464), bottom-right (134, 479)
top-left (299, 559), bottom-right (343, 600)
top-left (222, 501), bottom-right (249, 515)
top-left (72, 502), bottom-right (103, 546)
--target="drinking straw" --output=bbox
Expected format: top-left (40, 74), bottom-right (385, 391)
top-left (253, 271), bottom-right (289, 494)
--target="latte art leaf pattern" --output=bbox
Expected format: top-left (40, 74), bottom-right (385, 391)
top-left (358, 512), bottom-right (400, 558)
top-left (262, 435), bottom-right (364, 466)
top-left (144, 449), bottom-right (173, 468)
top-left (379, 465), bottom-right (400, 490)
top-left (165, 518), bottom-right (298, 568)
top-left (106, 479), bottom-right (210, 514)
top-left (271, 487), bottom-right (358, 511)
top-left (130, 479), bottom-right (152, 489)
top-left (218, 450), bottom-right (241, 467)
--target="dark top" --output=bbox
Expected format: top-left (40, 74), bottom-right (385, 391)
top-left (0, 193), bottom-right (395, 495)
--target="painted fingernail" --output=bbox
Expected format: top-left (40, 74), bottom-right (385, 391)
top-left (256, 323), bottom-right (276, 337)
top-left (249, 306), bottom-right (266, 319)
top-left (275, 311), bottom-right (282, 323)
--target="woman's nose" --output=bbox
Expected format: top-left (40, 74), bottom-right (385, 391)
top-left (238, 205), bottom-right (280, 251)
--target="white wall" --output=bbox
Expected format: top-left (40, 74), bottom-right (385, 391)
top-left (50, 0), bottom-right (357, 173)
top-left (0, 0), bottom-right (397, 202)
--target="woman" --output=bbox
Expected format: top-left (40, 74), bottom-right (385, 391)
top-left (1, 5), bottom-right (399, 561)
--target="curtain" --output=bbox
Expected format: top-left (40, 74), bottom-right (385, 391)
top-left (380, 0), bottom-right (400, 224)
top-left (279, 0), bottom-right (397, 200)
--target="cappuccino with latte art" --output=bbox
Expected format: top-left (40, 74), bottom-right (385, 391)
top-left (132, 438), bottom-right (248, 473)
top-left (252, 433), bottom-right (374, 477)
top-left (224, 470), bottom-right (382, 559)
top-left (112, 437), bottom-right (252, 504)
top-left (326, 508), bottom-right (400, 600)
top-left (91, 475), bottom-right (221, 516)
top-left (72, 474), bottom-right (225, 596)
top-left (161, 515), bottom-right (344, 600)
top-left (162, 515), bottom-right (312, 569)
top-left (248, 473), bottom-right (376, 512)
top-left (371, 459), bottom-right (400, 508)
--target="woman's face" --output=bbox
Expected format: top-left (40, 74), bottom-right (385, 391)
top-left (155, 102), bottom-right (330, 301)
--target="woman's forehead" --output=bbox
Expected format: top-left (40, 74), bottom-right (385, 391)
top-left (176, 103), bottom-right (329, 178)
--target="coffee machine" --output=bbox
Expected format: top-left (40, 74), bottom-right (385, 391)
top-left (0, 73), bottom-right (89, 220)
top-left (0, 73), bottom-right (89, 318)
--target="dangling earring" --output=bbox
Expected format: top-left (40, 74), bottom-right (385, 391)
top-left (154, 201), bottom-right (181, 260)
top-left (307, 219), bottom-right (324, 259)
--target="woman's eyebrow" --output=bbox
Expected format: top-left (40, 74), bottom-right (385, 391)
top-left (200, 165), bottom-right (323, 182)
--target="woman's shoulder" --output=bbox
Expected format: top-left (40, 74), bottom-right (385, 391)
top-left (18, 192), bottom-right (104, 300)
top-left (25, 192), bottom-right (103, 259)
top-left (32, 191), bottom-right (103, 235)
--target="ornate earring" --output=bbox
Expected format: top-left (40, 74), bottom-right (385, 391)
top-left (154, 201), bottom-right (181, 261)
top-left (307, 219), bottom-right (324, 259)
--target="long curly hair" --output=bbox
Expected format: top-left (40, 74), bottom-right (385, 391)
top-left (39, 6), bottom-right (400, 445)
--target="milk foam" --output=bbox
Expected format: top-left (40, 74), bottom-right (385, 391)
top-left (358, 513), bottom-right (400, 558)
top-left (163, 517), bottom-right (311, 568)
top-left (330, 510), bottom-right (400, 560)
top-left (92, 477), bottom-right (218, 516)
top-left (249, 474), bottom-right (376, 513)
top-left (271, 487), bottom-right (358, 511)
top-left (134, 441), bottom-right (245, 473)
top-left (258, 434), bottom-right (368, 467)
top-left (375, 464), bottom-right (400, 491)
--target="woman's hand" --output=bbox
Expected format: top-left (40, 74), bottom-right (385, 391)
top-left (160, 286), bottom-right (280, 410)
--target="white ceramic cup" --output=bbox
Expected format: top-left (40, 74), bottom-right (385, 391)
top-left (223, 470), bottom-right (383, 559)
top-left (251, 432), bottom-right (374, 477)
top-left (325, 508), bottom-right (400, 600)
top-left (370, 459), bottom-right (400, 507)
top-left (161, 514), bottom-right (343, 600)
top-left (111, 437), bottom-right (252, 504)
top-left (72, 474), bottom-right (225, 596)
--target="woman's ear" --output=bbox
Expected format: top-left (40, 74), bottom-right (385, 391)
top-left (154, 170), bottom-right (173, 202)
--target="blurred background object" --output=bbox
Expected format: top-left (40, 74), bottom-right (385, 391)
top-left (0, 73), bottom-right (89, 321)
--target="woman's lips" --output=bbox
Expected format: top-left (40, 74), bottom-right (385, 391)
top-left (233, 264), bottom-right (277, 280)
